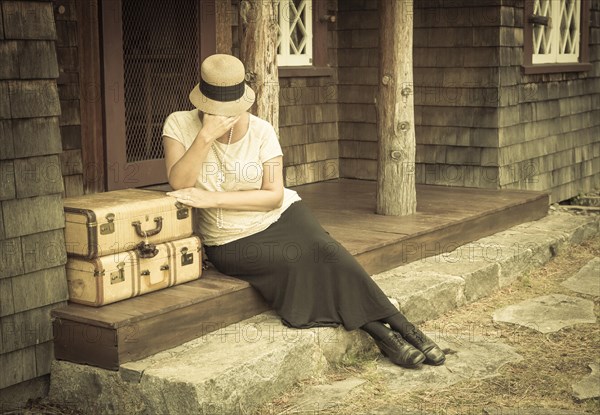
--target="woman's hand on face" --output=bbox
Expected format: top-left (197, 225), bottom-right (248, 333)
top-left (167, 188), bottom-right (217, 209)
top-left (199, 113), bottom-right (240, 143)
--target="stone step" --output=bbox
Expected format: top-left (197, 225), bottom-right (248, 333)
top-left (48, 212), bottom-right (600, 414)
top-left (49, 312), bottom-right (372, 415)
top-left (373, 211), bottom-right (599, 324)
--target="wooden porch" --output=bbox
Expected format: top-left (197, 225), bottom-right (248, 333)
top-left (52, 180), bottom-right (549, 370)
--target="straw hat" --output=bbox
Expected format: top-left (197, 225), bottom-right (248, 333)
top-left (189, 54), bottom-right (255, 116)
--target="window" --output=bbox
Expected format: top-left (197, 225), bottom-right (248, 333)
top-left (275, 0), bottom-right (331, 76)
top-left (523, 0), bottom-right (591, 74)
top-left (277, 0), bottom-right (313, 66)
top-left (531, 0), bottom-right (580, 63)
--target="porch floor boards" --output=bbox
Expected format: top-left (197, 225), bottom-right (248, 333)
top-left (51, 180), bottom-right (549, 369)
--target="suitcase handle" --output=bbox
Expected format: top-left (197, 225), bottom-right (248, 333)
top-left (132, 216), bottom-right (163, 238)
top-left (141, 266), bottom-right (168, 286)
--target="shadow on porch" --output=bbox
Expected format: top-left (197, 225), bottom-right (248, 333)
top-left (51, 179), bottom-right (548, 370)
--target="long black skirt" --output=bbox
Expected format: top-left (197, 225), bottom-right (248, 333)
top-left (204, 201), bottom-right (398, 331)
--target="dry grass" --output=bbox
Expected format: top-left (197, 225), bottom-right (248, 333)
top-left (0, 399), bottom-right (82, 415)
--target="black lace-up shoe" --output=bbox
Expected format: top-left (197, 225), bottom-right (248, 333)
top-left (374, 331), bottom-right (426, 368)
top-left (402, 326), bottom-right (446, 366)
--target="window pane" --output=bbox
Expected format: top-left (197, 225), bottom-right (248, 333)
top-left (559, 0), bottom-right (580, 54)
top-left (532, 0), bottom-right (553, 55)
top-left (276, 2), bottom-right (282, 54)
top-left (288, 0), bottom-right (308, 55)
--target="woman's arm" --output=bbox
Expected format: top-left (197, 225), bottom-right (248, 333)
top-left (167, 156), bottom-right (285, 211)
top-left (164, 114), bottom-right (240, 189)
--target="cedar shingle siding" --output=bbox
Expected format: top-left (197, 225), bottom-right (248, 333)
top-left (0, 0), bottom-right (69, 405)
top-left (337, 0), bottom-right (379, 180)
top-left (497, 1), bottom-right (600, 202)
top-left (280, 76), bottom-right (340, 186)
top-left (337, 0), bottom-right (599, 201)
top-left (54, 0), bottom-right (84, 197)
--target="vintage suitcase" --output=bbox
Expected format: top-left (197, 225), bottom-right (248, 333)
top-left (65, 236), bottom-right (202, 306)
top-left (64, 189), bottom-right (192, 258)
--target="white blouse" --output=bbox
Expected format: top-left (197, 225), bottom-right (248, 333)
top-left (162, 110), bottom-right (301, 246)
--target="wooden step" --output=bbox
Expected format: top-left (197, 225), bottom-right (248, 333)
top-left (51, 269), bottom-right (268, 370)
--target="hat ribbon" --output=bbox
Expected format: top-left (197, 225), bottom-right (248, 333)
top-left (200, 79), bottom-right (245, 102)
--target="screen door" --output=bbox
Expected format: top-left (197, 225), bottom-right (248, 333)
top-left (102, 0), bottom-right (205, 189)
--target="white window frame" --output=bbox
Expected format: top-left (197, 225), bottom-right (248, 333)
top-left (532, 0), bottom-right (581, 64)
top-left (277, 0), bottom-right (313, 67)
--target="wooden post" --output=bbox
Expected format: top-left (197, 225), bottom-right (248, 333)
top-left (215, 0), bottom-right (232, 54)
top-left (376, 0), bottom-right (416, 216)
top-left (239, 0), bottom-right (279, 132)
top-left (77, 0), bottom-right (105, 194)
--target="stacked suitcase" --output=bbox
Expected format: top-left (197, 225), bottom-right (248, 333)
top-left (63, 189), bottom-right (202, 306)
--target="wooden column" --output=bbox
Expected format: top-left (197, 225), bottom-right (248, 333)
top-left (239, 0), bottom-right (279, 132)
top-left (215, 0), bottom-right (232, 54)
top-left (376, 0), bottom-right (416, 216)
top-left (77, 0), bottom-right (105, 194)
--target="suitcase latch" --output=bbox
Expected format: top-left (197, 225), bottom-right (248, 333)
top-left (135, 241), bottom-right (159, 259)
top-left (181, 247), bottom-right (194, 266)
top-left (175, 202), bottom-right (190, 220)
top-left (110, 262), bottom-right (125, 284)
top-left (100, 213), bottom-right (115, 235)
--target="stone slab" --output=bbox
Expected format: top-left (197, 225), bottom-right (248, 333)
top-left (49, 312), bottom-right (372, 415)
top-left (572, 363), bottom-right (600, 401)
top-left (562, 257), bottom-right (600, 297)
top-left (372, 213), bottom-right (600, 308)
top-left (492, 294), bottom-right (596, 333)
top-left (375, 271), bottom-right (465, 324)
top-left (377, 334), bottom-right (522, 394)
top-left (285, 377), bottom-right (367, 413)
top-left (474, 231), bottom-right (556, 288)
top-left (385, 244), bottom-right (501, 302)
top-left (517, 212), bottom-right (600, 248)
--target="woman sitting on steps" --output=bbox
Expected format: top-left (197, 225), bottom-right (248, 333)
top-left (163, 54), bottom-right (445, 368)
